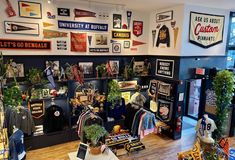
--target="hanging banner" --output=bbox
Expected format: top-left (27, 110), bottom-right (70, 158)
top-left (4, 21), bottom-right (39, 35)
top-left (189, 12), bottom-right (225, 48)
top-left (43, 29), bottom-right (68, 39)
top-left (71, 32), bottom-right (87, 52)
top-left (58, 8), bottom-right (70, 16)
top-left (74, 8), bottom-right (96, 19)
top-left (88, 36), bottom-right (92, 46)
top-left (112, 31), bottom-right (131, 39)
top-left (5, 0), bottom-right (16, 17)
top-left (133, 21), bottom-right (143, 37)
top-left (28, 100), bottom-right (45, 119)
top-left (89, 48), bottom-right (109, 53)
top-left (0, 39), bottom-right (51, 50)
top-left (127, 11), bottom-right (132, 29)
top-left (58, 20), bottom-right (108, 32)
top-left (43, 22), bottom-right (54, 27)
top-left (132, 40), bottom-right (146, 46)
top-left (152, 30), bottom-right (156, 47)
top-left (156, 59), bottom-right (174, 78)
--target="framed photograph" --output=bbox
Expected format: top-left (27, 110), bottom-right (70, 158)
top-left (45, 61), bottom-right (60, 77)
top-left (113, 14), bottom-right (122, 29)
top-left (42, 89), bottom-right (50, 97)
top-left (156, 10), bottom-right (173, 23)
top-left (109, 60), bottom-right (119, 74)
top-left (133, 61), bottom-right (144, 74)
top-left (18, 1), bottom-right (42, 19)
top-left (124, 41), bottom-right (130, 49)
top-left (6, 63), bottom-right (24, 78)
top-left (79, 62), bottom-right (93, 75)
top-left (112, 43), bottom-right (121, 53)
top-left (95, 34), bottom-right (108, 45)
top-left (4, 21), bottom-right (39, 36)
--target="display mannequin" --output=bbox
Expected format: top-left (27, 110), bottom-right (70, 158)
top-left (195, 114), bottom-right (217, 144)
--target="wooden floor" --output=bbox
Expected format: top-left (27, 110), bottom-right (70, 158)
top-left (26, 129), bottom-right (235, 160)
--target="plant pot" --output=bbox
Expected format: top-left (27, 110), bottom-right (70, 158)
top-left (89, 145), bottom-right (101, 155)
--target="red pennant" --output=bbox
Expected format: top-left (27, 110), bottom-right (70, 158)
top-left (132, 40), bottom-right (146, 46)
top-left (21, 3), bottom-right (30, 7)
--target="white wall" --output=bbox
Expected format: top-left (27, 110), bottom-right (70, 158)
top-left (0, 0), bottom-right (149, 55)
top-left (148, 5), bottom-right (185, 56)
top-left (180, 4), bottom-right (230, 56)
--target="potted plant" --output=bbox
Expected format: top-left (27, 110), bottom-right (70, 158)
top-left (27, 68), bottom-right (43, 85)
top-left (107, 80), bottom-right (122, 108)
top-left (84, 124), bottom-right (108, 155)
top-left (213, 70), bottom-right (234, 140)
top-left (96, 64), bottom-right (107, 78)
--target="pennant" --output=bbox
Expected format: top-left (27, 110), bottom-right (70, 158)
top-left (30, 12), bottom-right (38, 16)
top-left (71, 32), bottom-right (87, 52)
top-left (26, 8), bottom-right (34, 12)
top-left (43, 22), bottom-right (54, 27)
top-left (88, 36), bottom-right (92, 46)
top-left (110, 40), bottom-right (117, 43)
top-left (127, 11), bottom-right (132, 29)
top-left (190, 140), bottom-right (202, 160)
top-left (133, 21), bottom-right (143, 37)
top-left (74, 8), bottom-right (96, 19)
top-left (132, 40), bottom-right (146, 46)
top-left (6, 23), bottom-right (35, 32)
top-left (171, 21), bottom-right (176, 29)
top-left (173, 27), bottom-right (179, 48)
top-left (158, 15), bottom-right (170, 20)
top-left (219, 138), bottom-right (229, 157)
top-left (43, 29), bottom-right (68, 39)
top-left (5, 0), bottom-right (16, 17)
top-left (152, 30), bottom-right (156, 47)
top-left (21, 3), bottom-right (30, 7)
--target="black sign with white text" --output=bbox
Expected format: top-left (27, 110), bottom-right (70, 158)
top-left (58, 8), bottom-right (70, 16)
top-left (156, 59), bottom-right (174, 78)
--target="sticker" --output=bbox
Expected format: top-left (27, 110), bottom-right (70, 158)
top-left (112, 30), bottom-right (131, 39)
top-left (112, 43), bottom-right (121, 53)
top-left (47, 12), bottom-right (56, 19)
top-left (133, 21), bottom-right (143, 37)
top-left (71, 32), bottom-right (87, 52)
top-left (58, 8), bottom-right (70, 16)
top-left (58, 20), bottom-right (108, 32)
top-left (88, 36), bottom-right (92, 46)
top-left (0, 39), bottom-right (51, 50)
top-left (132, 40), bottom-right (146, 46)
top-left (89, 48), bottom-right (109, 53)
top-left (74, 8), bottom-right (96, 19)
top-left (43, 29), bottom-right (68, 39)
top-left (54, 111), bottom-right (60, 117)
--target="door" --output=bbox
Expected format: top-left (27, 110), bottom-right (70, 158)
top-left (186, 79), bottom-right (202, 119)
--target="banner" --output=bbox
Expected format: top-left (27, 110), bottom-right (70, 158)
top-left (133, 21), bottom-right (143, 37)
top-left (4, 21), bottom-right (39, 35)
top-left (189, 12), bottom-right (225, 48)
top-left (58, 20), bottom-right (108, 32)
top-left (156, 59), bottom-right (174, 78)
top-left (112, 31), bottom-right (131, 39)
top-left (43, 29), bottom-right (68, 39)
top-left (74, 9), bottom-right (96, 18)
top-left (28, 100), bottom-right (45, 119)
top-left (0, 39), bottom-right (51, 50)
top-left (71, 32), bottom-right (87, 52)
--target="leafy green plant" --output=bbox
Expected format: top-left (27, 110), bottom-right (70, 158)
top-left (213, 70), bottom-right (234, 139)
top-left (107, 80), bottom-right (122, 107)
top-left (84, 124), bottom-right (108, 147)
top-left (27, 68), bottom-right (43, 84)
top-left (96, 64), bottom-right (107, 77)
top-left (3, 85), bottom-right (22, 108)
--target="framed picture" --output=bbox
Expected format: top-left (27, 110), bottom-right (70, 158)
top-left (45, 61), bottom-right (60, 77)
top-left (113, 14), bottom-right (122, 29)
top-left (6, 63), bottom-right (24, 78)
top-left (112, 43), bottom-right (121, 53)
top-left (18, 1), bottom-right (42, 19)
top-left (109, 60), bottom-right (119, 74)
top-left (133, 61), bottom-right (144, 74)
top-left (124, 41), bottom-right (130, 49)
top-left (95, 34), bottom-right (108, 45)
top-left (156, 10), bottom-right (173, 23)
top-left (78, 62), bottom-right (93, 75)
top-left (4, 21), bottom-right (39, 36)
top-left (42, 89), bottom-right (50, 97)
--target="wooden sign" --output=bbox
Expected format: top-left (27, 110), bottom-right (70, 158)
top-left (28, 100), bottom-right (45, 119)
top-left (155, 59), bottom-right (174, 78)
top-left (0, 39), bottom-right (51, 50)
top-left (112, 30), bottom-right (131, 39)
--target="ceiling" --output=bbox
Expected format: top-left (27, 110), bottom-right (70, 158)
top-left (57, 0), bottom-right (235, 11)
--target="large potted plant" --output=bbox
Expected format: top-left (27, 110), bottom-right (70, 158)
top-left (84, 124), bottom-right (108, 155)
top-left (213, 70), bottom-right (234, 140)
top-left (107, 80), bottom-right (122, 108)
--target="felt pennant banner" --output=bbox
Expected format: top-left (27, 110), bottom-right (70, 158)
top-left (4, 21), bottom-right (39, 35)
top-left (152, 30), bottom-right (156, 47)
top-left (133, 21), bottom-right (143, 37)
top-left (43, 29), bottom-right (68, 39)
top-left (43, 22), bottom-right (54, 27)
top-left (127, 11), bottom-right (132, 29)
top-left (58, 20), bottom-right (108, 32)
top-left (74, 8), bottom-right (96, 19)
top-left (0, 39), bottom-right (51, 50)
top-left (5, 0), bottom-right (16, 17)
top-left (71, 32), bottom-right (87, 52)
top-left (132, 40), bottom-right (146, 46)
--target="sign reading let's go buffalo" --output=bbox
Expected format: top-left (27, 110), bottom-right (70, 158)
top-left (189, 12), bottom-right (225, 48)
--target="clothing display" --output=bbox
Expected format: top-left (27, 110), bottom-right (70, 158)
top-left (156, 25), bottom-right (170, 47)
top-left (5, 107), bottom-right (35, 135)
top-left (43, 105), bottom-right (65, 133)
top-left (124, 103), bottom-right (139, 131)
top-left (9, 129), bottom-right (26, 160)
top-left (156, 99), bottom-right (173, 122)
top-left (105, 98), bottom-right (126, 121)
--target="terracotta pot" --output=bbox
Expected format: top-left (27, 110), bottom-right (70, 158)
top-left (89, 145), bottom-right (101, 155)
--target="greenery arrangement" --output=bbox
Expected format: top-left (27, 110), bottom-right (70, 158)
top-left (84, 124), bottom-right (108, 147)
top-left (27, 68), bottom-right (44, 84)
top-left (3, 85), bottom-right (22, 109)
top-left (107, 80), bottom-right (122, 107)
top-left (213, 70), bottom-right (234, 140)
top-left (96, 64), bottom-right (107, 77)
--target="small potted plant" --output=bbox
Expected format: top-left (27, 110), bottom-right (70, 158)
top-left (107, 80), bottom-right (122, 108)
top-left (84, 124), bottom-right (108, 155)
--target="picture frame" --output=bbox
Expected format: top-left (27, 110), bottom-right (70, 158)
top-left (4, 21), bottom-right (39, 36)
top-left (42, 89), bottom-right (50, 97)
top-left (78, 62), bottom-right (93, 75)
top-left (18, 1), bottom-right (42, 19)
top-left (156, 10), bottom-right (173, 23)
top-left (95, 34), bottom-right (108, 46)
top-left (6, 63), bottom-right (24, 78)
top-left (112, 43), bottom-right (121, 53)
top-left (113, 14), bottom-right (122, 29)
top-left (124, 41), bottom-right (130, 49)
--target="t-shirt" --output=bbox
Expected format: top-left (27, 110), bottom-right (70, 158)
top-left (195, 116), bottom-right (217, 138)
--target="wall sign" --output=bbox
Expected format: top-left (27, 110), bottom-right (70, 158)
top-left (155, 59), bottom-right (174, 78)
top-left (43, 29), bottom-right (68, 39)
top-left (189, 12), bottom-right (225, 48)
top-left (0, 39), bottom-right (51, 50)
top-left (58, 8), bottom-right (70, 16)
top-left (112, 30), bottom-right (131, 39)
top-left (18, 1), bottom-right (42, 19)
top-left (74, 8), bottom-right (96, 18)
top-left (58, 20), bottom-right (108, 32)
top-left (57, 40), bottom-right (67, 50)
top-left (4, 21), bottom-right (39, 36)
top-left (28, 100), bottom-right (45, 119)
top-left (71, 32), bottom-right (87, 52)
top-left (133, 21), bottom-right (143, 37)
top-left (89, 48), bottom-right (109, 53)
top-left (113, 14), bottom-right (122, 29)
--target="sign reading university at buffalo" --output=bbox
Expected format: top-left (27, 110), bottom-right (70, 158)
top-left (189, 12), bottom-right (225, 48)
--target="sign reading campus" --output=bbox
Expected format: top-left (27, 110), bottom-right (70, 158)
top-left (189, 12), bottom-right (225, 48)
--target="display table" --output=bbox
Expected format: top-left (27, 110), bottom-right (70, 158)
top-left (68, 149), bottom-right (119, 160)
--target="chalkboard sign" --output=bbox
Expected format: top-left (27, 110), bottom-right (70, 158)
top-left (155, 59), bottom-right (174, 78)
top-left (28, 100), bottom-right (45, 119)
